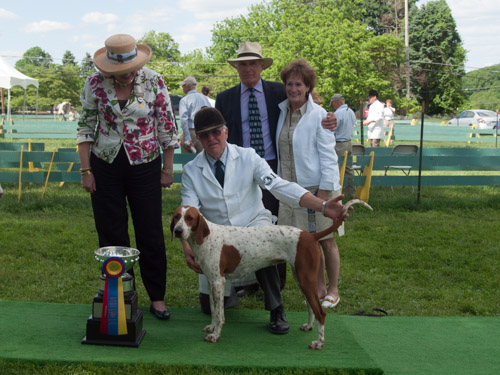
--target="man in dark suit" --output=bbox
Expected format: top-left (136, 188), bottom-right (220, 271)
top-left (215, 43), bottom-right (286, 300)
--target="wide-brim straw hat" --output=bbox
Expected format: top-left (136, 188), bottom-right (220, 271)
top-left (93, 34), bottom-right (152, 76)
top-left (227, 42), bottom-right (273, 70)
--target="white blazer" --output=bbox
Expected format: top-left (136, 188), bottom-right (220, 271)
top-left (366, 99), bottom-right (385, 139)
top-left (181, 143), bottom-right (307, 227)
top-left (276, 95), bottom-right (340, 191)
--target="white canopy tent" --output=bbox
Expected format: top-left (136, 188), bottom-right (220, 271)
top-left (0, 56), bottom-right (39, 124)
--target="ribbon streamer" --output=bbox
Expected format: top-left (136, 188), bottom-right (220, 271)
top-left (100, 257), bottom-right (128, 335)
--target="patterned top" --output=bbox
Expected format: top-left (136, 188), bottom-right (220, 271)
top-left (76, 67), bottom-right (178, 165)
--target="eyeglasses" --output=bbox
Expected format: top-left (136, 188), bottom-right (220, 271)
top-left (197, 128), bottom-right (224, 139)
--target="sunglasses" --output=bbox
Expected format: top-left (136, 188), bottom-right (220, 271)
top-left (197, 128), bottom-right (224, 139)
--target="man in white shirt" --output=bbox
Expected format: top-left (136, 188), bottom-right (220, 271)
top-left (331, 93), bottom-right (357, 196)
top-left (179, 76), bottom-right (211, 153)
top-left (363, 89), bottom-right (384, 147)
top-left (181, 107), bottom-right (349, 335)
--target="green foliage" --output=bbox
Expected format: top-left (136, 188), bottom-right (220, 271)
top-left (79, 52), bottom-right (95, 79)
top-left (209, 0), bottom-right (403, 108)
top-left (408, 0), bottom-right (467, 114)
top-left (463, 64), bottom-right (500, 111)
top-left (5, 0), bottom-right (480, 118)
top-left (62, 50), bottom-right (76, 66)
top-left (9, 62), bottom-right (84, 112)
top-left (15, 47), bottom-right (52, 69)
top-left (398, 96), bottom-right (422, 116)
top-left (138, 30), bottom-right (181, 63)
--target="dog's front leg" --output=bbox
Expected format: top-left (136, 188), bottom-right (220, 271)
top-left (203, 277), bottom-right (226, 343)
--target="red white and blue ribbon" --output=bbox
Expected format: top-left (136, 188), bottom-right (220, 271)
top-left (100, 257), bottom-right (128, 335)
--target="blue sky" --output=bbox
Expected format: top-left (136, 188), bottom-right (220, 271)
top-left (0, 0), bottom-right (498, 72)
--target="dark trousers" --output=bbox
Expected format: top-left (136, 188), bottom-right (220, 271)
top-left (90, 147), bottom-right (167, 302)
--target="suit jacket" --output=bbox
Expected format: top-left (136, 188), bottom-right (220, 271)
top-left (215, 80), bottom-right (286, 153)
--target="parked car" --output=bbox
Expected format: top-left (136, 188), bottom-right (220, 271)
top-left (447, 109), bottom-right (499, 129)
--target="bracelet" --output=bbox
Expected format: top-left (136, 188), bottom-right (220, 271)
top-left (321, 201), bottom-right (327, 217)
top-left (81, 170), bottom-right (92, 176)
top-left (79, 168), bottom-right (91, 172)
top-left (161, 168), bottom-right (173, 175)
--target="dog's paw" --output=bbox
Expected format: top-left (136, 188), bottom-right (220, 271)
top-left (203, 324), bottom-right (214, 333)
top-left (300, 323), bottom-right (313, 331)
top-left (309, 339), bottom-right (324, 350)
top-left (204, 334), bottom-right (219, 343)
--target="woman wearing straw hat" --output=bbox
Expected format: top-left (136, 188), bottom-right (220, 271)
top-left (77, 34), bottom-right (178, 320)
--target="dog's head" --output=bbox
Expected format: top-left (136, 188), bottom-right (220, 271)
top-left (170, 206), bottom-right (210, 245)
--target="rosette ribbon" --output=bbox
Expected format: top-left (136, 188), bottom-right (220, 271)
top-left (100, 257), bottom-right (128, 335)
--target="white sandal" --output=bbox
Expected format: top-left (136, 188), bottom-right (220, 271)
top-left (321, 295), bottom-right (340, 308)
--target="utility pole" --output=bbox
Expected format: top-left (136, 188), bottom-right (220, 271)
top-left (405, 0), bottom-right (410, 98)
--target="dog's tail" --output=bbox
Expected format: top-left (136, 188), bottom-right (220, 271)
top-left (312, 199), bottom-right (373, 241)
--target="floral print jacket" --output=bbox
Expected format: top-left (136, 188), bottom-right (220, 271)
top-left (76, 67), bottom-right (178, 165)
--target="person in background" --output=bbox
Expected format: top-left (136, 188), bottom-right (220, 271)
top-left (384, 98), bottom-right (396, 145)
top-left (275, 59), bottom-right (343, 309)
top-left (311, 88), bottom-right (323, 106)
top-left (215, 42), bottom-right (338, 298)
top-left (77, 34), bottom-right (178, 321)
top-left (179, 77), bottom-right (211, 154)
top-left (330, 93), bottom-right (356, 197)
top-left (363, 89), bottom-right (384, 147)
top-left (201, 85), bottom-right (216, 107)
top-left (180, 106), bottom-right (349, 333)
top-left (68, 107), bottom-right (79, 121)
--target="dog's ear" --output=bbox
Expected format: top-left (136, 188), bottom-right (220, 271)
top-left (194, 214), bottom-right (210, 246)
top-left (169, 209), bottom-right (180, 241)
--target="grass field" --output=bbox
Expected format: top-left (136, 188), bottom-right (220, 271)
top-left (1, 135), bottom-right (500, 374)
top-left (1, 179), bottom-right (499, 374)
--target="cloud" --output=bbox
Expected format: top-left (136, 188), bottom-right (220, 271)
top-left (82, 12), bottom-right (118, 24)
top-left (25, 20), bottom-right (71, 33)
top-left (0, 8), bottom-right (17, 20)
top-left (177, 0), bottom-right (253, 20)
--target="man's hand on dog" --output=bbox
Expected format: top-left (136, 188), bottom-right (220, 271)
top-left (182, 241), bottom-right (203, 273)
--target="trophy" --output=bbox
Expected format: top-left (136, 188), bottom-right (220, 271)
top-left (82, 246), bottom-right (146, 347)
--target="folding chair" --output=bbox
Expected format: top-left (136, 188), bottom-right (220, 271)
top-left (384, 144), bottom-right (418, 176)
top-left (351, 144), bottom-right (365, 175)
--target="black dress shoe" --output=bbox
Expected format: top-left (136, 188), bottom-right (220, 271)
top-left (269, 305), bottom-right (289, 334)
top-left (149, 305), bottom-right (171, 320)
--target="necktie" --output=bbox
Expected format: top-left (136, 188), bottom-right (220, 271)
top-left (214, 160), bottom-right (224, 187)
top-left (248, 88), bottom-right (265, 157)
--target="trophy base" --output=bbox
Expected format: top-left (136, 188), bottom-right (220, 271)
top-left (82, 310), bottom-right (146, 347)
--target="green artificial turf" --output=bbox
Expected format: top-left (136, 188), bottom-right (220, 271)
top-left (0, 300), bottom-right (381, 374)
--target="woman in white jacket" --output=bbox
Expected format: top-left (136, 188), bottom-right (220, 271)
top-left (275, 59), bottom-right (342, 308)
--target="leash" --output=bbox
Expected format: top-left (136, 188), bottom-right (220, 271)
top-left (351, 308), bottom-right (388, 317)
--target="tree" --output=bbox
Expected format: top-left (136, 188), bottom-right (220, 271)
top-left (62, 50), bottom-right (77, 66)
top-left (15, 47), bottom-right (53, 70)
top-left (138, 31), bottom-right (181, 63)
top-left (80, 52), bottom-right (95, 78)
top-left (10, 47), bottom-right (84, 112)
top-left (209, 0), bottom-right (403, 108)
top-left (408, 0), bottom-right (467, 114)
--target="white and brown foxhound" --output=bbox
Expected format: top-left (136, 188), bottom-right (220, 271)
top-left (170, 199), bottom-right (371, 349)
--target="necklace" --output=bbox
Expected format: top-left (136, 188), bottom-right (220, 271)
top-left (113, 75), bottom-right (135, 88)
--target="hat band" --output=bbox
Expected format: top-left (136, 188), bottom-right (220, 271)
top-left (237, 52), bottom-right (263, 59)
top-left (107, 48), bottom-right (137, 64)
